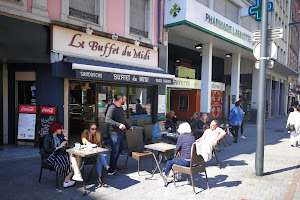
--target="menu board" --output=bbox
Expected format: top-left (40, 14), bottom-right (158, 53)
top-left (37, 106), bottom-right (57, 136)
top-left (17, 105), bottom-right (37, 140)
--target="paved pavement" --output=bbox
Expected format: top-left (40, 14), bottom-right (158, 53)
top-left (0, 115), bottom-right (300, 200)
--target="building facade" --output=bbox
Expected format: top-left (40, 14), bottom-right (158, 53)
top-left (163, 0), bottom-right (299, 121)
top-left (0, 0), bottom-right (171, 145)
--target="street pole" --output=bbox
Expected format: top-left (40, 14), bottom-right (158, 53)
top-left (255, 0), bottom-right (268, 176)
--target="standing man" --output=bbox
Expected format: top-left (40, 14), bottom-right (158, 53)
top-left (228, 101), bottom-right (244, 143)
top-left (105, 93), bottom-right (132, 173)
top-left (136, 99), bottom-right (142, 114)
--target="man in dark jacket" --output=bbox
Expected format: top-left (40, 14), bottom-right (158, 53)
top-left (105, 93), bottom-right (132, 172)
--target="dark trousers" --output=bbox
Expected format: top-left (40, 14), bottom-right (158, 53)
top-left (164, 158), bottom-right (190, 176)
top-left (240, 121), bottom-right (244, 135)
top-left (230, 126), bottom-right (240, 139)
top-left (109, 134), bottom-right (124, 170)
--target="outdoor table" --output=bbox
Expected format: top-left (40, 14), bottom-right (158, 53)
top-left (164, 133), bottom-right (179, 143)
top-left (144, 143), bottom-right (176, 179)
top-left (67, 147), bottom-right (110, 196)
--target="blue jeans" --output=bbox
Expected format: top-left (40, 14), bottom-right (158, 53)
top-left (96, 153), bottom-right (109, 176)
top-left (109, 134), bottom-right (124, 170)
top-left (164, 158), bottom-right (190, 176)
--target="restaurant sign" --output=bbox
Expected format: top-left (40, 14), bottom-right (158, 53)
top-left (170, 77), bottom-right (225, 91)
top-left (76, 70), bottom-right (173, 85)
top-left (51, 25), bottom-right (158, 69)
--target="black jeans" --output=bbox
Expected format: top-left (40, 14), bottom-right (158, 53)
top-left (230, 126), bottom-right (240, 139)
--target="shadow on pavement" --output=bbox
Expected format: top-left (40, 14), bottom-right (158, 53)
top-left (264, 165), bottom-right (300, 176)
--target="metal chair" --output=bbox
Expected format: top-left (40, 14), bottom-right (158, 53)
top-left (124, 129), bottom-right (153, 175)
top-left (144, 117), bottom-right (152, 125)
top-left (172, 143), bottom-right (209, 194)
top-left (38, 136), bottom-right (59, 190)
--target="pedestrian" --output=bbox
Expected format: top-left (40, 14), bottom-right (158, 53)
top-left (105, 93), bottom-right (132, 172)
top-left (197, 113), bottom-right (210, 130)
top-left (228, 101), bottom-right (244, 143)
top-left (286, 106), bottom-right (300, 147)
top-left (81, 123), bottom-right (116, 187)
top-left (136, 98), bottom-right (142, 114)
top-left (189, 112), bottom-right (201, 131)
top-left (41, 121), bottom-right (76, 188)
top-left (162, 122), bottom-right (195, 187)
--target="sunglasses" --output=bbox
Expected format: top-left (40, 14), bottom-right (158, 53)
top-left (90, 128), bottom-right (97, 131)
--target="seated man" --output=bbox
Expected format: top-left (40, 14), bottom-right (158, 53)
top-left (195, 120), bottom-right (226, 161)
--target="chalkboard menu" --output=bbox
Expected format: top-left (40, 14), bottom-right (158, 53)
top-left (17, 105), bottom-right (37, 140)
top-left (37, 106), bottom-right (57, 136)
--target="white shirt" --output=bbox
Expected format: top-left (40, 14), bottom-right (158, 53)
top-left (202, 127), bottom-right (226, 143)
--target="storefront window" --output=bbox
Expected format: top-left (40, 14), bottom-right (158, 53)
top-left (69, 81), bottom-right (154, 145)
top-left (179, 95), bottom-right (189, 111)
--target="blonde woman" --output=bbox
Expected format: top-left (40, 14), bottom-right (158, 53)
top-left (81, 123), bottom-right (115, 186)
top-left (198, 113), bottom-right (210, 130)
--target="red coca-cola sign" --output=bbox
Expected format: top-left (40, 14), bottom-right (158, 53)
top-left (40, 106), bottom-right (56, 114)
top-left (19, 105), bottom-right (37, 113)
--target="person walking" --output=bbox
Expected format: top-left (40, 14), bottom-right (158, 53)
top-left (286, 106), bottom-right (300, 147)
top-left (105, 93), bottom-right (132, 172)
top-left (228, 101), bottom-right (244, 143)
top-left (81, 123), bottom-right (116, 187)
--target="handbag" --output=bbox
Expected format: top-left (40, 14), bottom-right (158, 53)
top-left (287, 124), bottom-right (295, 132)
top-left (53, 147), bottom-right (67, 156)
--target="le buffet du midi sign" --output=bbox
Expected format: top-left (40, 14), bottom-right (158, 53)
top-left (164, 0), bottom-right (253, 51)
top-left (51, 25), bottom-right (158, 69)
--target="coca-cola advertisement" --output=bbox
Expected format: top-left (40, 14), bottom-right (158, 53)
top-left (19, 105), bottom-right (37, 113)
top-left (17, 105), bottom-right (37, 140)
top-left (37, 105), bottom-right (57, 136)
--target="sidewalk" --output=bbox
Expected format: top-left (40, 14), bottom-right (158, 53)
top-left (0, 116), bottom-right (299, 200)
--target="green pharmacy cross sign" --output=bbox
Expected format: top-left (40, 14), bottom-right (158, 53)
top-left (249, 0), bottom-right (273, 21)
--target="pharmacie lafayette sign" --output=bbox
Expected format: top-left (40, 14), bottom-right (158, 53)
top-left (76, 70), bottom-right (173, 85)
top-left (170, 77), bottom-right (225, 91)
top-left (51, 25), bottom-right (158, 69)
top-left (164, 0), bottom-right (254, 50)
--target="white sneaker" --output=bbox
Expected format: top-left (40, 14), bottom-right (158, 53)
top-left (72, 173), bottom-right (83, 181)
top-left (63, 180), bottom-right (75, 188)
top-left (229, 133), bottom-right (233, 137)
top-left (240, 136), bottom-right (246, 139)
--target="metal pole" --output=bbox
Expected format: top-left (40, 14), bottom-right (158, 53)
top-left (255, 0), bottom-right (268, 176)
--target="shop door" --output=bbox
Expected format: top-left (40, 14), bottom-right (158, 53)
top-left (17, 81), bottom-right (36, 105)
top-left (69, 82), bottom-right (96, 145)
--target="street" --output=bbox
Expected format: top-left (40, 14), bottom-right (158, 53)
top-left (0, 116), bottom-right (299, 200)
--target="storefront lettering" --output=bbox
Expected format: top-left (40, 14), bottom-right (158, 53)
top-left (114, 74), bottom-right (130, 81)
top-left (68, 34), bottom-right (151, 60)
top-left (211, 83), bottom-right (220, 89)
top-left (156, 78), bottom-right (162, 83)
top-left (163, 79), bottom-right (172, 84)
top-left (174, 80), bottom-right (190, 86)
top-left (139, 76), bottom-right (149, 83)
top-left (80, 71), bottom-right (102, 78)
top-left (205, 13), bottom-right (251, 42)
top-left (89, 42), bottom-right (120, 57)
top-left (68, 34), bottom-right (85, 48)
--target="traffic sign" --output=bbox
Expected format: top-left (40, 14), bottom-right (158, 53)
top-left (255, 60), bottom-right (274, 69)
top-left (252, 27), bottom-right (283, 41)
top-left (253, 41), bottom-right (277, 60)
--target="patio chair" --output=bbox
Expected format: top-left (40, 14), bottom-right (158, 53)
top-left (144, 124), bottom-right (155, 144)
top-left (38, 136), bottom-right (59, 190)
top-left (125, 118), bottom-right (133, 127)
top-left (137, 118), bottom-right (146, 127)
top-left (124, 129), bottom-right (153, 175)
top-left (172, 143), bottom-right (209, 194)
top-left (144, 117), bottom-right (152, 125)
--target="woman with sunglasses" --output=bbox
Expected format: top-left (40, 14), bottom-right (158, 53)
top-left (81, 123), bottom-right (115, 186)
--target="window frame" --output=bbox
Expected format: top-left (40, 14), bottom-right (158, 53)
top-left (178, 95), bottom-right (189, 111)
top-left (125, 0), bottom-right (155, 45)
top-left (61, 0), bottom-right (106, 32)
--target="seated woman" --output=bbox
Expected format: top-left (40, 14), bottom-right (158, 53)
top-left (197, 113), bottom-right (210, 130)
top-left (41, 121), bottom-right (75, 188)
top-left (165, 110), bottom-right (177, 132)
top-left (152, 116), bottom-right (171, 143)
top-left (162, 122), bottom-right (195, 187)
top-left (189, 112), bottom-right (201, 131)
top-left (81, 123), bottom-right (116, 186)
